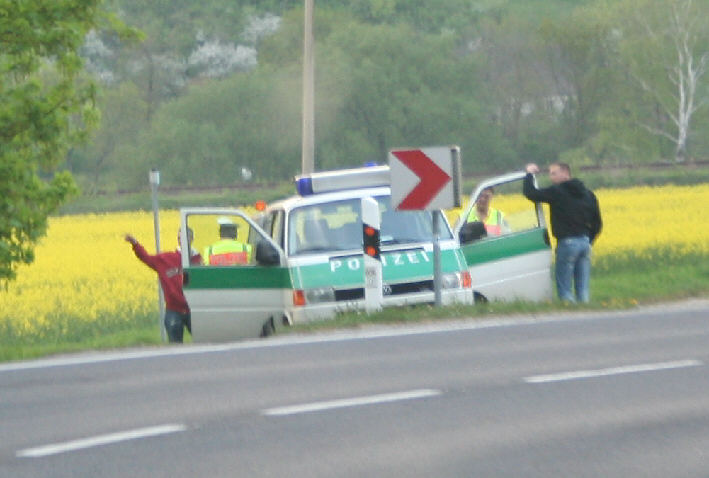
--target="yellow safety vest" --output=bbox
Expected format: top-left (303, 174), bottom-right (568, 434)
top-left (467, 207), bottom-right (504, 236)
top-left (204, 240), bottom-right (252, 265)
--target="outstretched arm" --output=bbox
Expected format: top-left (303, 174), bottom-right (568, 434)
top-left (125, 234), bottom-right (158, 271)
top-left (522, 164), bottom-right (554, 203)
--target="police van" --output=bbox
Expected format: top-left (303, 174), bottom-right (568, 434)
top-left (179, 165), bottom-right (474, 342)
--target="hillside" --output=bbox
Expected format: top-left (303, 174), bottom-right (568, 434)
top-left (67, 0), bottom-right (709, 195)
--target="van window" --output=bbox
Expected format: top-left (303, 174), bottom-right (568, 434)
top-left (462, 179), bottom-right (540, 241)
top-left (376, 195), bottom-right (452, 245)
top-left (288, 195), bottom-right (453, 256)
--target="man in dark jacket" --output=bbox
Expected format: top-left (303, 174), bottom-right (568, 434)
top-left (523, 162), bottom-right (602, 303)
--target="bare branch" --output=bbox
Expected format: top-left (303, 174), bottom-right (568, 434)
top-left (638, 121), bottom-right (679, 144)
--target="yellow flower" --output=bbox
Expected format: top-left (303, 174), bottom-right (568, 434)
top-left (1, 184), bottom-right (707, 342)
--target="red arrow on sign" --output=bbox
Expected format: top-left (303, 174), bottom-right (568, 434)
top-left (392, 149), bottom-right (451, 210)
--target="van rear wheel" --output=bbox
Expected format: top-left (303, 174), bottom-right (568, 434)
top-left (474, 292), bottom-right (488, 304)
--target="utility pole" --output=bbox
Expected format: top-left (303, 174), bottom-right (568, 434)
top-left (302, 0), bottom-right (315, 175)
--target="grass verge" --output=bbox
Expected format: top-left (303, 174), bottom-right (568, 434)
top-left (1, 249), bottom-right (707, 362)
top-left (0, 327), bottom-right (162, 363)
top-left (287, 249), bottom-right (709, 333)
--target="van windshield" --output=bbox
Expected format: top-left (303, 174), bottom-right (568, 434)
top-left (288, 195), bottom-right (452, 256)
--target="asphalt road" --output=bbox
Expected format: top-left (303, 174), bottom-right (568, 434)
top-left (2, 300), bottom-right (709, 477)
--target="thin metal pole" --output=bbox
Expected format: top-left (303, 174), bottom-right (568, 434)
top-left (150, 169), bottom-right (166, 342)
top-left (302, 0), bottom-right (315, 175)
top-left (433, 212), bottom-right (442, 307)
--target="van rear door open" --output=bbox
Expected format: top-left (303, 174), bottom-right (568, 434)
top-left (180, 208), bottom-right (290, 342)
top-left (454, 172), bottom-right (552, 302)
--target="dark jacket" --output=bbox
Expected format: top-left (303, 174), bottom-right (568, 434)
top-left (523, 173), bottom-right (602, 243)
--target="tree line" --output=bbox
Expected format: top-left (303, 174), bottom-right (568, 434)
top-left (65, 0), bottom-right (709, 193)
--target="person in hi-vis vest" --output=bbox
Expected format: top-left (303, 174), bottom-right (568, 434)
top-left (203, 217), bottom-right (252, 265)
top-left (466, 187), bottom-right (510, 236)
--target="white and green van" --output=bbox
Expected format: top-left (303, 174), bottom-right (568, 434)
top-left (179, 166), bottom-right (473, 342)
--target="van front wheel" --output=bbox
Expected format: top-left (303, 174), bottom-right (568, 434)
top-left (261, 317), bottom-right (276, 337)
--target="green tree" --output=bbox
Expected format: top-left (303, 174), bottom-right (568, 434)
top-left (261, 10), bottom-right (513, 174)
top-left (316, 20), bottom-right (510, 171)
top-left (539, 6), bottom-right (614, 159)
top-left (609, 0), bottom-right (709, 162)
top-left (0, 0), bottom-right (120, 283)
top-left (123, 65), bottom-right (302, 188)
top-left (67, 81), bottom-right (148, 192)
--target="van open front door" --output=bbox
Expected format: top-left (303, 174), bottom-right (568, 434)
top-left (454, 172), bottom-right (552, 302)
top-left (179, 208), bottom-right (291, 342)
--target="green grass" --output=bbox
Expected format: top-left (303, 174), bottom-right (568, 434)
top-left (287, 249), bottom-right (709, 334)
top-left (1, 251), bottom-right (707, 364)
top-left (0, 327), bottom-right (162, 363)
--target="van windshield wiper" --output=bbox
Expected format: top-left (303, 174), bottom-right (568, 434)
top-left (295, 246), bottom-right (336, 254)
top-left (381, 237), bottom-right (426, 245)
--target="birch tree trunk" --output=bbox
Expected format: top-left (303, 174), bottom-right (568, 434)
top-left (627, 0), bottom-right (709, 162)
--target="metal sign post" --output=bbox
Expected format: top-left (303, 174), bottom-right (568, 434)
top-left (432, 211), bottom-right (442, 306)
top-left (149, 168), bottom-right (166, 342)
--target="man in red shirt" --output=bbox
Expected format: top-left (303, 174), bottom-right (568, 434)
top-left (125, 228), bottom-right (202, 343)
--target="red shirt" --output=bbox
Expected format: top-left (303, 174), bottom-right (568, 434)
top-left (131, 242), bottom-right (201, 314)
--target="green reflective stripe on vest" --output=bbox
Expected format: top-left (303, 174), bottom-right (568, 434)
top-left (467, 207), bottom-right (503, 225)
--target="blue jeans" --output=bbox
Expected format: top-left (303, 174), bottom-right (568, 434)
top-left (555, 236), bottom-right (591, 303)
top-left (164, 309), bottom-right (191, 343)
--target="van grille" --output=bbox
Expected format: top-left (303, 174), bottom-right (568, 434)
top-left (334, 280), bottom-right (433, 301)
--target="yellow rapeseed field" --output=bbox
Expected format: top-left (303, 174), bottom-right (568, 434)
top-left (1, 184), bottom-right (707, 342)
top-left (451, 183), bottom-right (709, 257)
top-left (0, 211), bottom-right (182, 342)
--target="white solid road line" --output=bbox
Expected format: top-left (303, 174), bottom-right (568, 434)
top-left (524, 359), bottom-right (703, 384)
top-left (262, 389), bottom-right (442, 416)
top-left (16, 424), bottom-right (187, 458)
top-left (3, 300), bottom-right (709, 374)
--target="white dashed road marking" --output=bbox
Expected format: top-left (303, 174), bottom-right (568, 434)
top-left (524, 359), bottom-right (702, 384)
top-left (262, 389), bottom-right (442, 416)
top-left (16, 424), bottom-right (187, 458)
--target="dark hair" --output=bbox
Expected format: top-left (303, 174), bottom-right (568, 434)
top-left (179, 227), bottom-right (194, 241)
top-left (219, 224), bottom-right (237, 239)
top-left (550, 162), bottom-right (571, 175)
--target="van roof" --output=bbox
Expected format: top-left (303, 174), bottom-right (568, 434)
top-left (267, 186), bottom-right (392, 213)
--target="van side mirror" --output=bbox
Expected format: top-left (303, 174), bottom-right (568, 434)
top-left (459, 221), bottom-right (487, 245)
top-left (255, 240), bottom-right (280, 266)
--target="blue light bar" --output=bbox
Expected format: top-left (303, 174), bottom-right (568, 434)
top-left (295, 177), bottom-right (313, 196)
top-left (294, 166), bottom-right (390, 196)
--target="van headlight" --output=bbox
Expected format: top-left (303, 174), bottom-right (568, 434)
top-left (305, 287), bottom-right (336, 304)
top-left (441, 271), bottom-right (472, 289)
top-left (441, 272), bottom-right (461, 289)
